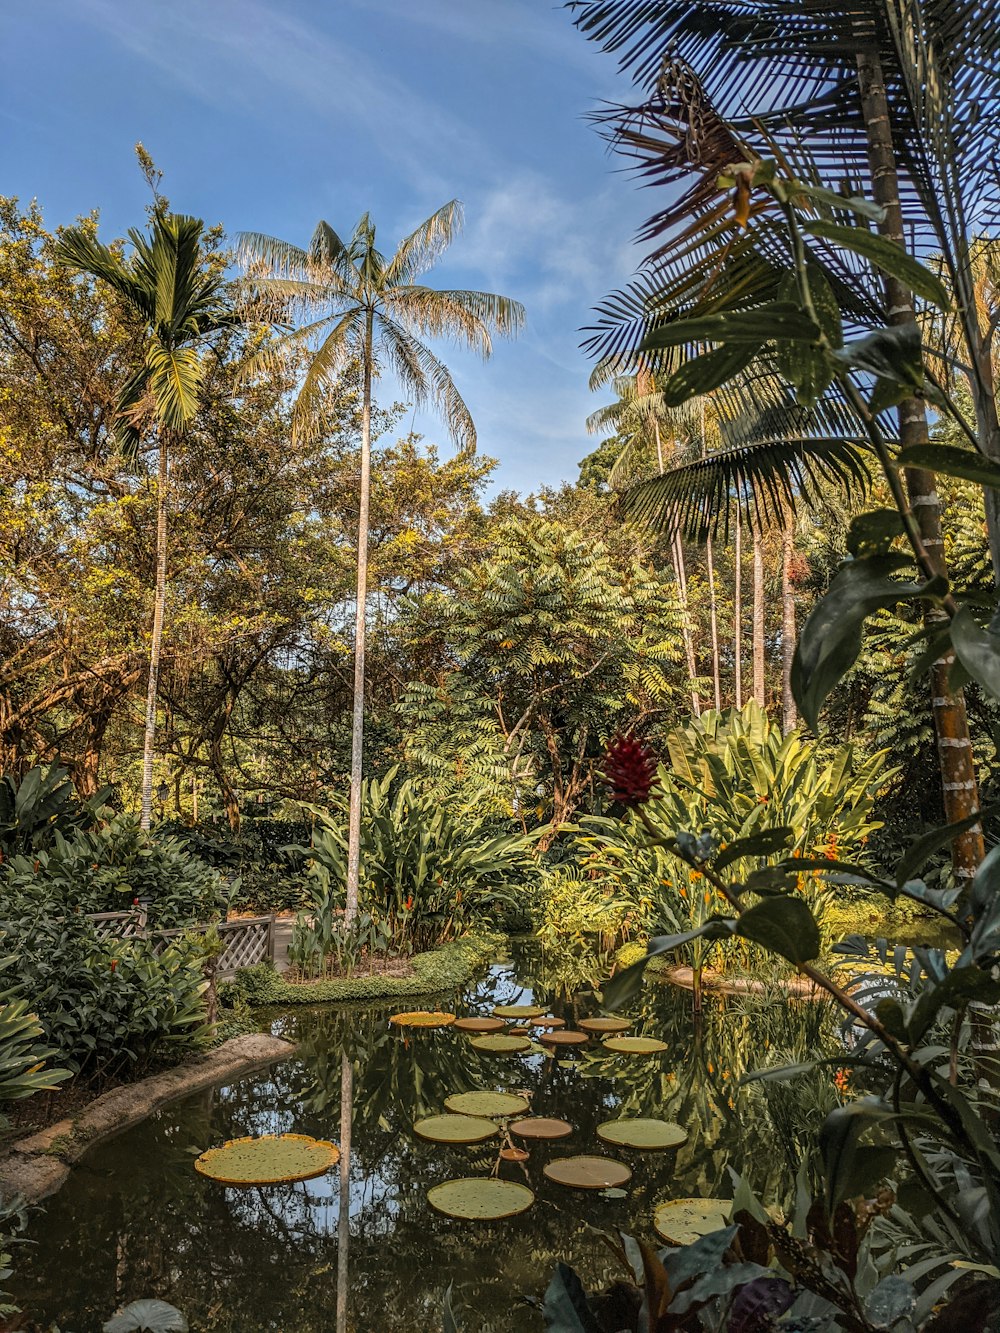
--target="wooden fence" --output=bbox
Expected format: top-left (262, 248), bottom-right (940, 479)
top-left (84, 911), bottom-right (276, 979)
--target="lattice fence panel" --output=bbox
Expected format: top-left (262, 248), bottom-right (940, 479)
top-left (217, 917), bottom-right (272, 976)
top-left (87, 911), bottom-right (147, 940)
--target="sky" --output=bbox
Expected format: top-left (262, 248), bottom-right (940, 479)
top-left (0, 0), bottom-right (652, 495)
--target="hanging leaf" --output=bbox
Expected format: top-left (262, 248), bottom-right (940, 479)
top-left (803, 221), bottom-right (951, 309)
top-left (641, 302), bottom-right (820, 351)
top-left (819, 1099), bottom-right (900, 1213)
top-left (895, 806), bottom-right (998, 889)
top-left (541, 1264), bottom-right (604, 1333)
top-left (951, 607), bottom-right (1000, 700)
top-left (715, 827), bottom-right (794, 870)
top-left (833, 324), bottom-right (924, 389)
top-left (847, 510), bottom-right (905, 558)
top-left (896, 444), bottom-right (1000, 489)
top-left (659, 342), bottom-right (761, 407)
top-left (734, 896), bottom-right (820, 964)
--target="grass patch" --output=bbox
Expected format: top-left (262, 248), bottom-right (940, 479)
top-left (221, 932), bottom-right (501, 1008)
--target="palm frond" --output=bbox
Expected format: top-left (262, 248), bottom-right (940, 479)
top-left (379, 318), bottom-right (477, 452)
top-left (384, 285), bottom-right (525, 355)
top-left (144, 342), bottom-right (206, 431)
top-left (55, 228), bottom-right (154, 320)
top-left (384, 200), bottom-right (465, 286)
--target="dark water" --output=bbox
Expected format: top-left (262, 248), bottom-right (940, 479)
top-left (14, 942), bottom-right (836, 1332)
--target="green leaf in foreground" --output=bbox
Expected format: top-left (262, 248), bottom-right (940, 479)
top-left (735, 896), bottom-right (820, 965)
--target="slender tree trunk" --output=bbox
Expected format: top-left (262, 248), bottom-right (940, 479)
top-left (674, 533), bottom-right (701, 716)
top-left (706, 532), bottom-right (722, 710)
top-left (780, 509), bottom-right (797, 731)
top-left (734, 509), bottom-right (743, 709)
top-left (140, 433), bottom-right (169, 831)
top-left (653, 417), bottom-right (665, 475)
top-left (336, 1050), bottom-right (353, 1333)
top-left (752, 533), bottom-right (765, 707)
top-left (345, 312), bottom-right (375, 928)
top-left (856, 48), bottom-right (984, 883)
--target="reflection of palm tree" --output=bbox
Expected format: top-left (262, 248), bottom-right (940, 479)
top-left (336, 1051), bottom-right (352, 1333)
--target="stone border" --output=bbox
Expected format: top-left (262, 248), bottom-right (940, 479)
top-left (0, 1031), bottom-right (295, 1204)
top-left (655, 964), bottom-right (825, 1000)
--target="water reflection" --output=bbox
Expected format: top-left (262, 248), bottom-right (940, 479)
top-left (15, 942), bottom-right (838, 1331)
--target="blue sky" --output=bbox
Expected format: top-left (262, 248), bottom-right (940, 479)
top-left (1, 0), bottom-right (651, 494)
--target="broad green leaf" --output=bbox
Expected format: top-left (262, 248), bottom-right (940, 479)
top-left (601, 920), bottom-right (737, 1009)
top-left (792, 555), bottom-right (947, 730)
top-left (803, 220), bottom-right (950, 309)
top-left (908, 966), bottom-right (1000, 1042)
top-left (819, 1099), bottom-right (899, 1213)
top-left (735, 896), bottom-right (820, 965)
top-left (865, 1275), bottom-right (917, 1328)
top-left (715, 827), bottom-right (794, 871)
top-left (104, 1302), bottom-right (189, 1333)
top-left (834, 324), bottom-right (924, 389)
top-left (895, 806), bottom-right (997, 889)
top-left (641, 302), bottom-right (820, 351)
top-left (847, 509), bottom-right (905, 558)
top-left (660, 342), bottom-right (760, 407)
top-left (792, 183), bottom-right (885, 221)
top-left (950, 607), bottom-right (1000, 700)
top-left (541, 1263), bottom-right (604, 1333)
top-left (896, 444), bottom-right (1000, 489)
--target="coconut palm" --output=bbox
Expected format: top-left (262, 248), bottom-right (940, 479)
top-left (237, 203), bottom-right (523, 926)
top-left (55, 213), bottom-right (233, 829)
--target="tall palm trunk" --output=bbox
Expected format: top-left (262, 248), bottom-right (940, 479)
top-left (752, 532), bottom-right (765, 707)
top-left (706, 532), bottom-right (722, 709)
top-left (856, 48), bottom-right (984, 884)
top-left (140, 434), bottom-right (169, 831)
top-left (336, 1050), bottom-right (353, 1333)
top-left (345, 312), bottom-right (374, 929)
top-left (734, 509), bottom-right (743, 709)
top-left (780, 509), bottom-right (797, 731)
top-left (674, 533), bottom-right (701, 715)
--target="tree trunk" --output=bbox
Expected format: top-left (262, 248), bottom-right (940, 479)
top-left (674, 533), bottom-right (701, 716)
top-left (336, 1050), bottom-right (353, 1333)
top-left (856, 48), bottom-right (984, 884)
top-left (140, 433), bottom-right (169, 831)
top-left (752, 533), bottom-right (765, 707)
top-left (780, 510), bottom-right (797, 731)
top-left (345, 311), bottom-right (375, 929)
top-left (706, 532), bottom-right (722, 710)
top-left (734, 509), bottom-right (743, 709)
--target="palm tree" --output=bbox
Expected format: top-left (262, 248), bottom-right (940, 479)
top-left (237, 203), bottom-right (523, 926)
top-left (56, 213), bottom-right (232, 829)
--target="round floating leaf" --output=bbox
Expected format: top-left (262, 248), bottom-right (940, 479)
top-left (389, 1010), bottom-right (456, 1028)
top-left (427, 1177), bottom-right (534, 1220)
top-left (470, 1034), bottom-right (531, 1053)
top-left (493, 1003), bottom-right (546, 1019)
top-left (578, 1017), bottom-right (632, 1035)
top-left (500, 1146), bottom-right (530, 1162)
top-left (601, 1188), bottom-right (629, 1200)
top-left (538, 1030), bottom-right (589, 1047)
top-left (453, 1016), bottom-right (506, 1033)
top-left (654, 1198), bottom-right (731, 1245)
top-left (509, 1117), bottom-right (573, 1141)
top-left (445, 1091), bottom-right (530, 1119)
top-left (531, 1016), bottom-right (566, 1029)
top-left (412, 1114), bottom-right (498, 1145)
top-left (194, 1133), bottom-right (339, 1186)
top-left (507, 1026), bottom-right (532, 1036)
top-left (602, 1036), bottom-right (669, 1055)
top-left (543, 1155), bottom-right (632, 1190)
top-left (596, 1118), bottom-right (688, 1151)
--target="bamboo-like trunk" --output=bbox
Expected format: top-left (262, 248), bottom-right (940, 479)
top-left (734, 509), bottom-right (743, 709)
top-left (780, 510), bottom-right (797, 731)
top-left (674, 533), bottom-right (701, 716)
top-left (752, 533), bottom-right (765, 707)
top-left (706, 532), bottom-right (722, 710)
top-left (140, 434), bottom-right (169, 831)
top-left (345, 311), bottom-right (374, 928)
top-left (856, 49), bottom-right (984, 883)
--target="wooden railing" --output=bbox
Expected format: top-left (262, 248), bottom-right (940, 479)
top-left (84, 912), bottom-right (275, 979)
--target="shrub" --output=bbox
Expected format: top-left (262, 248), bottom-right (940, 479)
top-left (6, 914), bottom-right (210, 1084)
top-left (0, 764), bottom-right (111, 857)
top-left (0, 956), bottom-right (70, 1124)
top-left (162, 817), bottom-right (311, 916)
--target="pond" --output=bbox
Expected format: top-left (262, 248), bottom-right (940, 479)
top-left (14, 941), bottom-right (838, 1331)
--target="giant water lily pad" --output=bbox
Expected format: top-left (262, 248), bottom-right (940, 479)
top-left (412, 1114), bottom-right (498, 1145)
top-left (538, 1030), bottom-right (589, 1047)
top-left (596, 1118), bottom-right (687, 1151)
top-left (531, 1016), bottom-right (566, 1029)
top-left (389, 1010), bottom-right (456, 1028)
top-left (470, 1034), bottom-right (531, 1053)
top-left (454, 1016), bottom-right (506, 1033)
top-left (445, 1091), bottom-right (529, 1119)
top-left (602, 1035), bottom-right (669, 1055)
top-left (493, 1003), bottom-right (546, 1019)
top-left (194, 1134), bottom-right (339, 1185)
top-left (427, 1177), bottom-right (534, 1220)
top-left (578, 1017), bottom-right (632, 1035)
top-left (543, 1155), bottom-right (632, 1190)
top-left (509, 1116), bottom-right (573, 1141)
top-left (654, 1198), bottom-right (731, 1245)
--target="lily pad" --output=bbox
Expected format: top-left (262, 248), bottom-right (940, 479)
top-left (654, 1198), bottom-right (731, 1246)
top-left (602, 1035), bottom-right (669, 1055)
top-left (509, 1116), bottom-right (573, 1141)
top-left (493, 1003), bottom-right (546, 1019)
top-left (531, 1016), bottom-right (566, 1029)
top-left (596, 1118), bottom-right (687, 1151)
top-left (412, 1114), bottom-right (498, 1145)
top-left (194, 1133), bottom-right (339, 1186)
top-left (538, 1030), bottom-right (589, 1047)
top-left (543, 1155), bottom-right (632, 1190)
top-left (389, 1010), bottom-right (456, 1028)
top-left (445, 1091), bottom-right (529, 1119)
top-left (453, 1016), bottom-right (507, 1033)
top-left (427, 1177), bottom-right (534, 1220)
top-left (470, 1034), bottom-right (532, 1053)
top-left (500, 1146), bottom-right (530, 1162)
top-left (578, 1017), bottom-right (632, 1035)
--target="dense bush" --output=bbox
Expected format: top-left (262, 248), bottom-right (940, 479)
top-left (163, 817), bottom-right (311, 916)
top-left (6, 914), bottom-right (210, 1084)
top-left (0, 956), bottom-right (69, 1123)
top-left (0, 764), bottom-right (111, 857)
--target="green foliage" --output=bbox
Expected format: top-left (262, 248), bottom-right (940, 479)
top-left (0, 765), bottom-right (111, 857)
top-left (6, 914), bottom-right (210, 1083)
top-left (0, 956), bottom-right (70, 1124)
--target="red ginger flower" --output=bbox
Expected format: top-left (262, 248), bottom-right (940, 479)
top-left (603, 734), bottom-right (659, 807)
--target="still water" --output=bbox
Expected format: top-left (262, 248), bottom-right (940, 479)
top-left (15, 942), bottom-right (835, 1331)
